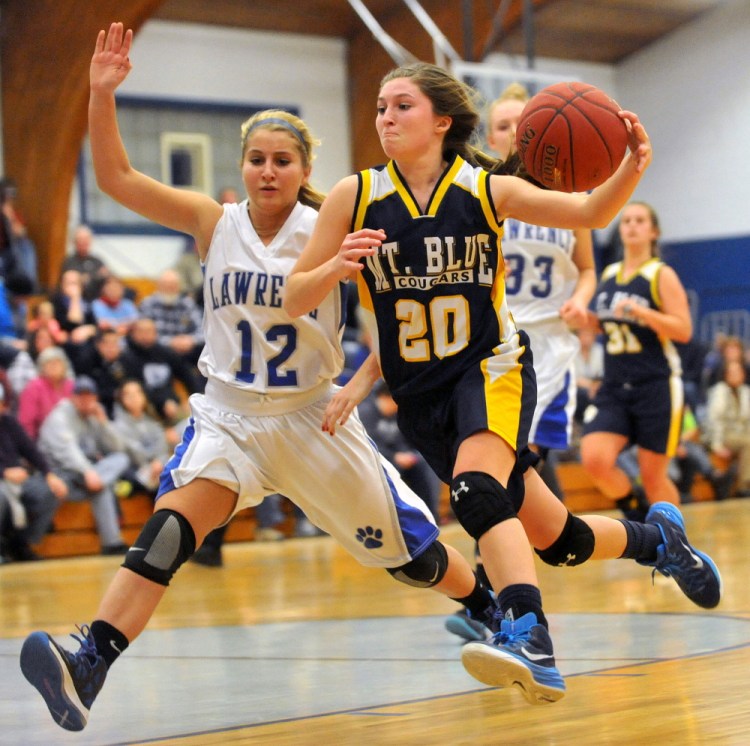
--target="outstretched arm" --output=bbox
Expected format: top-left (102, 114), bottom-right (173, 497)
top-left (322, 352), bottom-right (382, 435)
top-left (89, 23), bottom-right (222, 255)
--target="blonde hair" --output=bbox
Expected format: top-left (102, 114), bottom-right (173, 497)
top-left (487, 82), bottom-right (530, 130)
top-left (239, 109), bottom-right (326, 210)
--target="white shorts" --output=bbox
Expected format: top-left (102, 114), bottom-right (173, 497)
top-left (525, 320), bottom-right (579, 451)
top-left (159, 387), bottom-right (438, 567)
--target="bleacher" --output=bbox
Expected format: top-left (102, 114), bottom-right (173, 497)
top-left (36, 460), bottom-right (724, 559)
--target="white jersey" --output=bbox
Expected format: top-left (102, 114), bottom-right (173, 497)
top-left (502, 219), bottom-right (581, 450)
top-left (502, 219), bottom-right (580, 327)
top-left (162, 200), bottom-right (438, 567)
top-left (199, 201), bottom-right (344, 411)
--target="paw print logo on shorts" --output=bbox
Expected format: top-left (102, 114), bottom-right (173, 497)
top-left (356, 526), bottom-right (384, 549)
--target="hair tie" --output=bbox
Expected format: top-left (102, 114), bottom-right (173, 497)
top-left (246, 117), bottom-right (305, 144)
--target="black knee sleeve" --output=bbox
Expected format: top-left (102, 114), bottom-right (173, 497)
top-left (450, 471), bottom-right (521, 541)
top-left (122, 509), bottom-right (196, 586)
top-left (386, 540), bottom-right (448, 588)
top-left (535, 512), bottom-right (595, 567)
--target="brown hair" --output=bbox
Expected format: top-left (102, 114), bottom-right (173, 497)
top-left (624, 200), bottom-right (661, 255)
top-left (380, 62), bottom-right (498, 171)
top-left (239, 109), bottom-right (326, 210)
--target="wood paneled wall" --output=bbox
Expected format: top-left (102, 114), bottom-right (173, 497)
top-left (0, 0), bottom-right (164, 288)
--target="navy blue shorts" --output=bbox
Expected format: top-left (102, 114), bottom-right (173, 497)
top-left (395, 331), bottom-right (538, 483)
top-left (582, 375), bottom-right (683, 456)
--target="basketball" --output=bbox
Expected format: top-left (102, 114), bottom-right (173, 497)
top-left (515, 82), bottom-right (629, 193)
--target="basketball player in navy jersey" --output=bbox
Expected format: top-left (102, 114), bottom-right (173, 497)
top-left (580, 202), bottom-right (690, 518)
top-left (286, 62), bottom-right (721, 705)
top-left (19, 24), bottom-right (499, 732)
top-left (442, 82), bottom-right (598, 641)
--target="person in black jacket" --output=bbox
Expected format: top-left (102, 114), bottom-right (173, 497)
top-left (121, 317), bottom-right (203, 424)
top-left (0, 382), bottom-right (67, 562)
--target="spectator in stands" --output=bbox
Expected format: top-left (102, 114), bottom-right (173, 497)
top-left (27, 299), bottom-right (67, 345)
top-left (112, 379), bottom-right (175, 497)
top-left (60, 224), bottom-right (111, 301)
top-left (37, 375), bottom-right (129, 554)
top-left (0, 381), bottom-right (67, 562)
top-left (358, 380), bottom-right (442, 521)
top-left (67, 328), bottom-right (130, 418)
top-left (0, 341), bottom-right (36, 405)
top-left (676, 337), bottom-right (710, 414)
top-left (18, 346), bottom-right (74, 441)
top-left (138, 269), bottom-right (204, 365)
top-left (4, 272), bottom-right (35, 344)
top-left (0, 177), bottom-right (38, 288)
top-left (217, 186), bottom-right (240, 204)
top-left (705, 359), bottom-right (750, 496)
top-left (121, 317), bottom-right (203, 423)
top-left (51, 269), bottom-right (98, 343)
top-left (92, 275), bottom-right (139, 337)
top-left (703, 335), bottom-right (750, 391)
top-left (172, 236), bottom-right (204, 308)
top-left (672, 404), bottom-right (736, 502)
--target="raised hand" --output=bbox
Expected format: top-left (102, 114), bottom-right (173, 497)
top-left (618, 111), bottom-right (652, 173)
top-left (90, 22), bottom-right (134, 94)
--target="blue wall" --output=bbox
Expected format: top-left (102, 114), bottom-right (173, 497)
top-left (661, 235), bottom-right (750, 318)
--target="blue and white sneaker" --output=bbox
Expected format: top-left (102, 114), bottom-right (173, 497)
top-left (639, 501), bottom-right (722, 609)
top-left (20, 625), bottom-right (106, 731)
top-left (461, 612), bottom-right (566, 704)
top-left (445, 606), bottom-right (496, 642)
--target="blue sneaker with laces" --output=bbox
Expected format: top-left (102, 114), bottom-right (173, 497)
top-left (20, 625), bottom-right (107, 731)
top-left (461, 612), bottom-right (566, 704)
top-left (445, 604), bottom-right (499, 642)
top-left (639, 501), bottom-right (722, 609)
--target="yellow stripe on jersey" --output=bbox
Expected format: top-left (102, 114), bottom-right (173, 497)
top-left (641, 258), bottom-right (663, 307)
top-left (481, 335), bottom-right (525, 451)
top-left (426, 157), bottom-right (463, 216)
top-left (386, 162), bottom-right (421, 218)
top-left (666, 374), bottom-right (685, 457)
top-left (353, 169), bottom-right (372, 231)
top-left (475, 169), bottom-right (516, 346)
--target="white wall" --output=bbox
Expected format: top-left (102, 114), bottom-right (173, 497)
top-left (615, 0), bottom-right (750, 242)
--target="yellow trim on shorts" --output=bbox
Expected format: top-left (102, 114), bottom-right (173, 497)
top-left (665, 374), bottom-right (684, 457)
top-left (481, 337), bottom-right (525, 451)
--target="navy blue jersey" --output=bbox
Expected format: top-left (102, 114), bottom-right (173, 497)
top-left (353, 155), bottom-right (518, 401)
top-left (593, 258), bottom-right (682, 384)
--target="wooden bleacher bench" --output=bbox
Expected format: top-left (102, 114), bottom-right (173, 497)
top-left (35, 493), bottom-right (298, 559)
top-left (37, 459), bottom-right (731, 560)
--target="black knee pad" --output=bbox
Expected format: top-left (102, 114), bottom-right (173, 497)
top-left (535, 512), bottom-right (595, 567)
top-left (386, 540), bottom-right (448, 588)
top-left (123, 509), bottom-right (196, 586)
top-left (450, 471), bottom-right (520, 541)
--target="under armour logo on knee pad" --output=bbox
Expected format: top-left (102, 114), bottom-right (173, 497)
top-left (451, 481), bottom-right (469, 501)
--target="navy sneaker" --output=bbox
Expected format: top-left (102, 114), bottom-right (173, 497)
top-left (461, 612), bottom-right (566, 704)
top-left (639, 501), bottom-right (722, 609)
top-left (20, 625), bottom-right (107, 731)
top-left (445, 604), bottom-right (497, 642)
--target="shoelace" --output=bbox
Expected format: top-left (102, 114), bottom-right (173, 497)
top-left (69, 624), bottom-right (101, 669)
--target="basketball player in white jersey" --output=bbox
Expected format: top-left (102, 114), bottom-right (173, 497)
top-left (19, 24), bottom-right (497, 732)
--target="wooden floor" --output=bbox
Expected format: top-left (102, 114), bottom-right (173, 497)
top-left (2, 499), bottom-right (749, 745)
